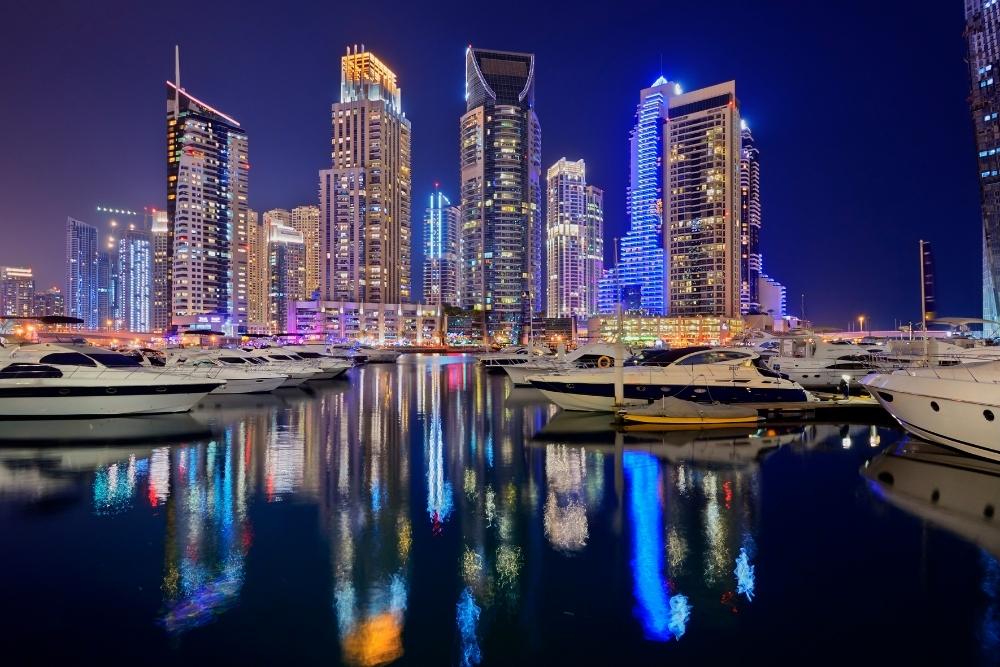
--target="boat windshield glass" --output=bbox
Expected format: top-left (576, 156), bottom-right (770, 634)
top-left (38, 352), bottom-right (97, 367)
top-left (295, 352), bottom-right (322, 358)
top-left (0, 363), bottom-right (63, 378)
top-left (269, 355), bottom-right (293, 361)
top-left (86, 353), bottom-right (143, 368)
top-left (219, 357), bottom-right (247, 364)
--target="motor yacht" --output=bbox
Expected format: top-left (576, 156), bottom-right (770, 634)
top-left (503, 342), bottom-right (624, 387)
top-left (276, 346), bottom-right (354, 376)
top-left (136, 349), bottom-right (288, 394)
top-left (210, 350), bottom-right (312, 387)
top-left (479, 345), bottom-right (551, 372)
top-left (861, 362), bottom-right (1000, 461)
top-left (240, 348), bottom-right (340, 381)
top-left (0, 343), bottom-right (223, 417)
top-left (529, 347), bottom-right (809, 412)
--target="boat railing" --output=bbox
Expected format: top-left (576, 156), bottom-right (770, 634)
top-left (56, 365), bottom-right (218, 383)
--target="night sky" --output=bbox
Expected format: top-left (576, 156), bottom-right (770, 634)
top-left (0, 1), bottom-right (980, 329)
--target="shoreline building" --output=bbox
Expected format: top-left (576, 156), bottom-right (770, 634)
top-left (599, 79), bottom-right (742, 319)
top-left (151, 210), bottom-right (171, 332)
top-left (422, 188), bottom-right (462, 307)
top-left (290, 205), bottom-right (321, 299)
top-left (545, 158), bottom-right (603, 319)
top-left (739, 121), bottom-right (762, 314)
top-left (966, 1), bottom-right (1000, 335)
top-left (460, 47), bottom-right (542, 343)
top-left (0, 267), bottom-right (35, 318)
top-left (319, 46), bottom-right (412, 305)
top-left (166, 52), bottom-right (250, 334)
top-left (246, 209), bottom-right (270, 329)
top-left (268, 222), bottom-right (306, 331)
top-left (65, 217), bottom-right (99, 328)
top-left (32, 286), bottom-right (64, 317)
top-left (118, 226), bottom-right (152, 332)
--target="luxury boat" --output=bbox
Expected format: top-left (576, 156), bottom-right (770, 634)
top-left (0, 343), bottom-right (223, 416)
top-left (503, 342), bottom-right (624, 387)
top-left (205, 350), bottom-right (312, 387)
top-left (281, 344), bottom-right (365, 369)
top-left (240, 348), bottom-right (342, 381)
top-left (761, 337), bottom-right (883, 389)
top-left (861, 362), bottom-right (1000, 461)
top-left (529, 347), bottom-right (809, 412)
top-left (134, 349), bottom-right (288, 394)
top-left (479, 345), bottom-right (551, 372)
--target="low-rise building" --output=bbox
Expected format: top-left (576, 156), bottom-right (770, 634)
top-left (289, 300), bottom-right (442, 344)
top-left (586, 314), bottom-right (744, 348)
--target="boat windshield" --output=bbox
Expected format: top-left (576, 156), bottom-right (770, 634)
top-left (268, 355), bottom-right (294, 361)
top-left (86, 353), bottom-right (144, 368)
top-left (294, 352), bottom-right (322, 358)
top-left (219, 356), bottom-right (248, 364)
top-left (38, 352), bottom-right (97, 367)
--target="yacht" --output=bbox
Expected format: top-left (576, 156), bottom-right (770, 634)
top-left (529, 347), bottom-right (809, 412)
top-left (861, 362), bottom-right (1000, 461)
top-left (0, 343), bottom-right (223, 416)
top-left (240, 348), bottom-right (342, 381)
top-left (136, 349), bottom-right (288, 394)
top-left (210, 350), bottom-right (312, 387)
top-left (277, 345), bottom-right (354, 375)
top-left (479, 345), bottom-right (550, 372)
top-left (503, 342), bottom-right (624, 387)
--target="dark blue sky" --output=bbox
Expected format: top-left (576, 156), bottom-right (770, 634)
top-left (0, 1), bottom-right (980, 328)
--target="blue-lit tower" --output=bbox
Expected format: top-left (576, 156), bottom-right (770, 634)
top-left (599, 77), bottom-right (679, 315)
top-left (65, 217), bottom-right (99, 328)
top-left (118, 227), bottom-right (152, 332)
top-left (422, 187), bottom-right (461, 307)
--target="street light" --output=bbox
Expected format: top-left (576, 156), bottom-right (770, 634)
top-left (858, 315), bottom-right (865, 337)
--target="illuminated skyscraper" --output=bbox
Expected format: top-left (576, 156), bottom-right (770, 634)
top-left (166, 52), bottom-right (249, 334)
top-left (269, 222), bottom-right (306, 331)
top-left (422, 188), bottom-right (461, 307)
top-left (118, 227), bottom-right (152, 332)
top-left (151, 210), bottom-right (171, 331)
top-left (65, 217), bottom-right (99, 328)
top-left (246, 209), bottom-right (270, 327)
top-left (739, 122), bottom-right (762, 314)
top-left (600, 79), bottom-right (742, 318)
top-left (320, 46), bottom-right (411, 304)
top-left (290, 205), bottom-right (321, 299)
top-left (460, 47), bottom-right (542, 342)
top-left (0, 267), bottom-right (35, 318)
top-left (545, 158), bottom-right (603, 318)
top-left (32, 286), bottom-right (64, 317)
top-left (967, 0), bottom-right (1000, 335)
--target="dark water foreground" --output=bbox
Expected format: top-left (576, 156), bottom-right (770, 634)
top-left (1, 355), bottom-right (998, 665)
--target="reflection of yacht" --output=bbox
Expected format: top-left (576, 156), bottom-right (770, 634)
top-left (530, 348), bottom-right (808, 412)
top-left (625, 426), bottom-right (804, 466)
top-left (862, 363), bottom-right (1000, 461)
top-left (0, 412), bottom-right (214, 444)
top-left (864, 440), bottom-right (1000, 557)
top-left (0, 445), bottom-right (155, 501)
top-left (0, 343), bottom-right (223, 416)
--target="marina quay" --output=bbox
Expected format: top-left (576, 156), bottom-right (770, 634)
top-left (1, 3), bottom-right (999, 666)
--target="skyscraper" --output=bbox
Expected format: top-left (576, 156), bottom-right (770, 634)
top-left (422, 188), bottom-right (461, 307)
top-left (290, 205), bottom-right (321, 299)
top-left (739, 121), bottom-right (762, 314)
top-left (65, 217), bottom-right (99, 328)
top-left (600, 79), bottom-right (742, 319)
top-left (0, 267), bottom-right (35, 318)
top-left (598, 77), bottom-right (674, 315)
top-left (32, 287), bottom-right (64, 317)
top-left (545, 158), bottom-right (603, 319)
top-left (246, 209), bottom-right (270, 327)
top-left (967, 1), bottom-right (1000, 335)
top-left (118, 226), bottom-right (152, 332)
top-left (460, 47), bottom-right (542, 342)
top-left (151, 210), bottom-right (171, 332)
top-left (269, 222), bottom-right (306, 331)
top-left (166, 53), bottom-right (249, 334)
top-left (320, 46), bottom-right (411, 304)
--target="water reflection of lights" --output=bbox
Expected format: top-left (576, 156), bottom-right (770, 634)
top-left (734, 548), bottom-right (755, 601)
top-left (868, 425), bottom-right (881, 448)
top-left (93, 455), bottom-right (142, 514)
top-left (456, 587), bottom-right (483, 667)
top-left (496, 544), bottom-right (522, 588)
top-left (463, 545), bottom-right (485, 588)
top-left (425, 367), bottom-right (454, 526)
top-left (982, 551), bottom-right (1000, 658)
top-left (625, 451), bottom-right (687, 641)
top-left (543, 445), bottom-right (589, 552)
top-left (842, 437), bottom-right (852, 449)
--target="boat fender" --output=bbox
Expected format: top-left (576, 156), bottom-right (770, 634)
top-left (597, 355), bottom-right (613, 368)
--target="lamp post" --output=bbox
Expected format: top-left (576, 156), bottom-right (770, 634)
top-left (858, 315), bottom-right (865, 338)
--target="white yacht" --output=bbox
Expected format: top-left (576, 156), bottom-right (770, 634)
top-left (0, 343), bottom-right (223, 416)
top-left (503, 342), bottom-right (624, 387)
top-left (479, 345), bottom-right (550, 371)
top-left (210, 350), bottom-right (312, 387)
top-left (240, 348), bottom-right (341, 381)
top-left (529, 347), bottom-right (809, 412)
top-left (765, 338), bottom-right (882, 389)
top-left (862, 362), bottom-right (1000, 461)
top-left (277, 346), bottom-right (354, 375)
top-left (137, 349), bottom-right (288, 394)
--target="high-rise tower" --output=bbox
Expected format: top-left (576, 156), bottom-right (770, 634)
top-left (545, 158), bottom-right (603, 319)
top-left (290, 205), bottom-right (321, 299)
top-left (166, 49), bottom-right (249, 334)
top-left (118, 226), bottom-right (152, 332)
top-left (65, 217), bottom-right (99, 328)
top-left (0, 267), bottom-right (35, 318)
top-left (739, 121), bottom-right (762, 314)
top-left (460, 47), bottom-right (542, 343)
top-left (422, 188), bottom-right (461, 307)
top-left (319, 46), bottom-right (411, 304)
top-left (151, 210), bottom-right (171, 332)
top-left (967, 0), bottom-right (1000, 335)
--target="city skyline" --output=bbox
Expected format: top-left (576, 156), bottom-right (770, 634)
top-left (0, 2), bottom-right (982, 329)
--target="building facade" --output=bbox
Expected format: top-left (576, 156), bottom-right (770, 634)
top-left (739, 121), bottom-right (762, 314)
top-left (758, 272), bottom-right (786, 318)
top-left (246, 209), bottom-right (270, 328)
top-left (460, 47), bottom-right (542, 342)
top-left (32, 287), bottom-right (64, 317)
top-left (151, 210), bottom-right (171, 332)
top-left (65, 217), bottom-right (99, 328)
top-left (289, 300), bottom-right (441, 344)
top-left (269, 222), bottom-right (306, 331)
top-left (0, 267), bottom-right (35, 318)
top-left (118, 227), bottom-right (152, 332)
top-left (422, 188), bottom-right (461, 307)
top-left (166, 76), bottom-right (249, 334)
top-left (967, 0), bottom-right (1000, 335)
top-left (545, 158), bottom-right (603, 319)
top-left (290, 205), bottom-right (321, 299)
top-left (319, 46), bottom-right (412, 305)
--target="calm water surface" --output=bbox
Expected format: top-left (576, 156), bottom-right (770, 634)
top-left (1, 355), bottom-right (998, 665)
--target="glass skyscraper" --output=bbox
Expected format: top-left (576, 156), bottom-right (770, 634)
top-left (166, 65), bottom-right (249, 334)
top-left (967, 0), bottom-right (1000, 335)
top-left (0, 267), bottom-right (35, 318)
top-left (65, 217), bottom-right (99, 328)
top-left (739, 121), bottom-right (762, 314)
top-left (422, 188), bottom-right (461, 308)
top-left (118, 227), bottom-right (152, 332)
top-left (460, 47), bottom-right (542, 343)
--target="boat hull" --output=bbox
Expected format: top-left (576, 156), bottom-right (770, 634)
top-left (210, 376), bottom-right (286, 394)
top-left (862, 373), bottom-right (1000, 461)
top-left (0, 382), bottom-right (221, 417)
